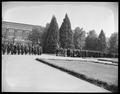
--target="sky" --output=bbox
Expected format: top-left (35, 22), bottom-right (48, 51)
top-left (2, 2), bottom-right (118, 37)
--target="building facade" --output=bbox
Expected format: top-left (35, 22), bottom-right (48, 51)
top-left (2, 21), bottom-right (42, 46)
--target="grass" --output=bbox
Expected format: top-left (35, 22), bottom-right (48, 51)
top-left (36, 58), bottom-right (118, 92)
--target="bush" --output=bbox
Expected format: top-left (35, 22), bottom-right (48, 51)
top-left (56, 48), bottom-right (116, 58)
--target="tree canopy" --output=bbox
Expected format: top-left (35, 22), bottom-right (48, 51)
top-left (28, 14), bottom-right (118, 55)
top-left (97, 30), bottom-right (107, 52)
top-left (28, 26), bottom-right (43, 46)
top-left (73, 27), bottom-right (86, 50)
top-left (85, 30), bottom-right (98, 51)
top-left (59, 13), bottom-right (74, 49)
top-left (43, 16), bottom-right (59, 53)
top-left (108, 32), bottom-right (118, 54)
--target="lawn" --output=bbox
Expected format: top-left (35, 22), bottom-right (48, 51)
top-left (36, 58), bottom-right (118, 92)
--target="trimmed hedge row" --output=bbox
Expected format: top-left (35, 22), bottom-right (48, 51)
top-left (56, 48), bottom-right (118, 58)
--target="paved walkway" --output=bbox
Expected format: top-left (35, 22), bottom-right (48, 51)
top-left (2, 55), bottom-right (110, 92)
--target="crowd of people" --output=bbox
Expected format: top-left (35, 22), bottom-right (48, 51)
top-left (2, 42), bottom-right (117, 58)
top-left (2, 42), bottom-right (42, 55)
top-left (56, 48), bottom-right (118, 58)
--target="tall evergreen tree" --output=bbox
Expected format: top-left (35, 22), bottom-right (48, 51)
top-left (97, 29), bottom-right (107, 52)
top-left (108, 32), bottom-right (118, 54)
top-left (73, 27), bottom-right (86, 50)
top-left (43, 15), bottom-right (59, 53)
top-left (59, 13), bottom-right (74, 49)
top-left (85, 30), bottom-right (98, 51)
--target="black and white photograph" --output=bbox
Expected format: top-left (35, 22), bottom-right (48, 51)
top-left (2, 2), bottom-right (118, 92)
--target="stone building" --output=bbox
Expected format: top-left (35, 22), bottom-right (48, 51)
top-left (2, 21), bottom-right (43, 46)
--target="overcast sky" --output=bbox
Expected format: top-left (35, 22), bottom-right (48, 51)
top-left (2, 2), bottom-right (118, 37)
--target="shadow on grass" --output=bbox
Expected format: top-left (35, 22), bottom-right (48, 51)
top-left (36, 58), bottom-right (118, 92)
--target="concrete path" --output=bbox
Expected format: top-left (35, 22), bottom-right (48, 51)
top-left (2, 55), bottom-right (110, 92)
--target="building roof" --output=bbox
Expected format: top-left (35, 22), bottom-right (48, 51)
top-left (2, 21), bottom-right (43, 31)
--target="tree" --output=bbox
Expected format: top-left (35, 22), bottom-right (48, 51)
top-left (43, 15), bottom-right (59, 53)
top-left (85, 30), bottom-right (98, 51)
top-left (73, 27), bottom-right (86, 50)
top-left (97, 30), bottom-right (107, 52)
top-left (28, 26), bottom-right (43, 46)
top-left (105, 37), bottom-right (110, 53)
top-left (59, 13), bottom-right (74, 49)
top-left (42, 23), bottom-right (50, 53)
top-left (108, 32), bottom-right (118, 54)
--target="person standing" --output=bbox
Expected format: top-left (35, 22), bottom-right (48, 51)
top-left (24, 46), bottom-right (27, 55)
top-left (34, 46), bottom-right (37, 55)
top-left (17, 44), bottom-right (20, 55)
top-left (67, 48), bottom-right (70, 57)
top-left (11, 44), bottom-right (14, 55)
top-left (56, 48), bottom-right (59, 56)
top-left (21, 45), bottom-right (23, 55)
top-left (13, 44), bottom-right (17, 55)
top-left (16, 44), bottom-right (18, 55)
top-left (31, 45), bottom-right (33, 55)
top-left (6, 43), bottom-right (8, 54)
top-left (4, 44), bottom-right (7, 54)
top-left (19, 44), bottom-right (21, 55)
top-left (33, 46), bottom-right (35, 55)
top-left (28, 45), bottom-right (30, 55)
top-left (30, 45), bottom-right (32, 55)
